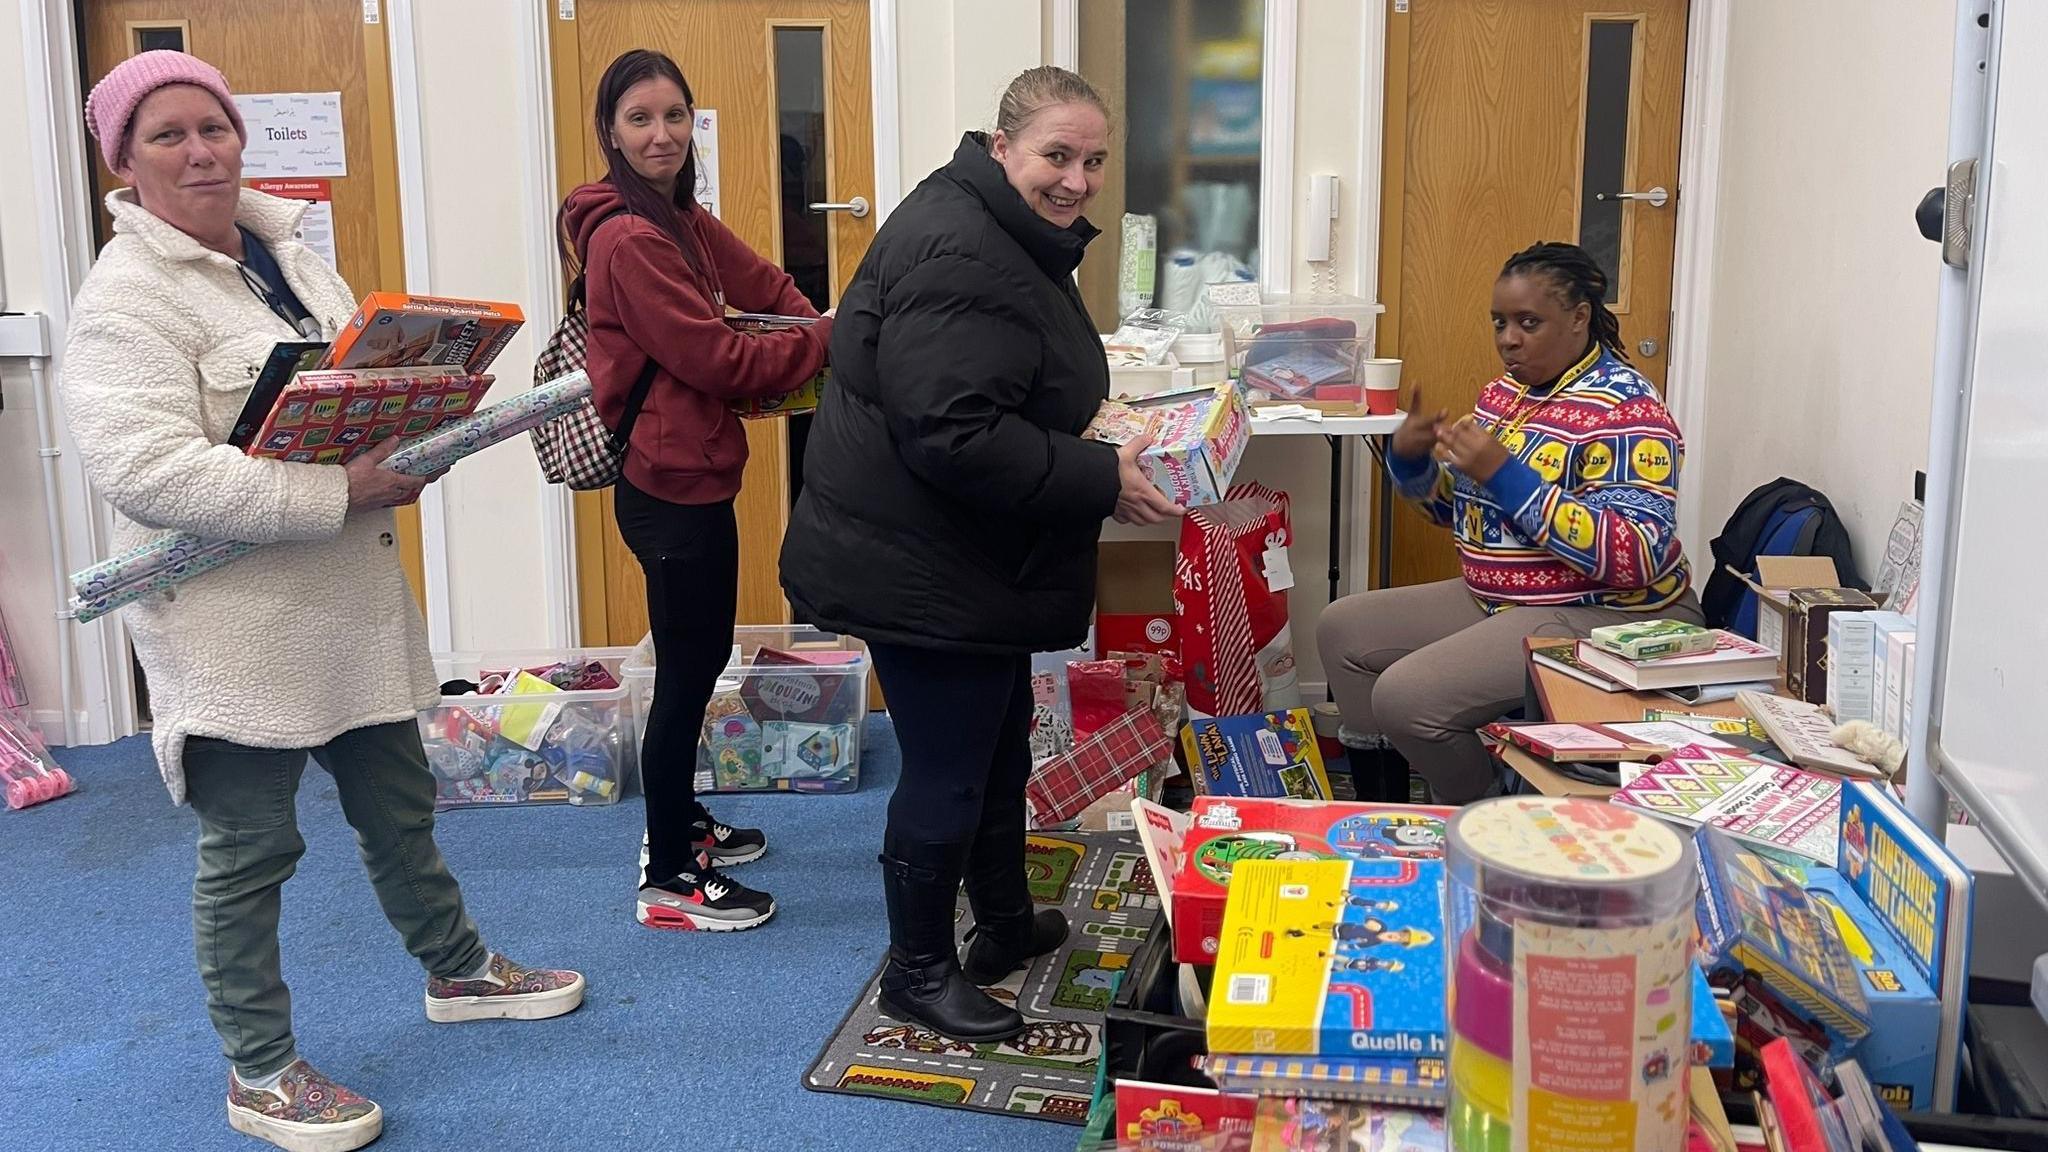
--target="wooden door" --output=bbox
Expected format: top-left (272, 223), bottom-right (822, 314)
top-left (1376, 0), bottom-right (1688, 588)
top-left (80, 1), bottom-right (427, 609)
top-left (552, 0), bottom-right (878, 647)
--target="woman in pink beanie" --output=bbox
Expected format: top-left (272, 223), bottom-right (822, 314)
top-left (64, 49), bottom-right (585, 1152)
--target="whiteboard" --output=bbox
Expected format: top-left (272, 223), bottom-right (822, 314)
top-left (1927, 0), bottom-right (2048, 908)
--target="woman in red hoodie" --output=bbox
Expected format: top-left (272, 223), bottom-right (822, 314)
top-left (559, 49), bottom-right (830, 932)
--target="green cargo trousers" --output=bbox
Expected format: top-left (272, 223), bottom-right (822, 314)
top-left (183, 720), bottom-right (487, 1078)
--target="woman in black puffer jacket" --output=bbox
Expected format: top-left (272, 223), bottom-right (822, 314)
top-left (781, 66), bottom-right (1179, 1043)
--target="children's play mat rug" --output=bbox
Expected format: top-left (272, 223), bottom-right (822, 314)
top-left (804, 830), bottom-right (1159, 1124)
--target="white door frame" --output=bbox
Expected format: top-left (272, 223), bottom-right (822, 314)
top-left (1669, 0), bottom-right (1733, 572)
top-left (19, 0), bottom-right (138, 745)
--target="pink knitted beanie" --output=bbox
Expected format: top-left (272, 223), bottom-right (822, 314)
top-left (83, 50), bottom-right (245, 172)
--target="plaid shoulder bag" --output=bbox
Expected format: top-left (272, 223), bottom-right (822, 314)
top-left (531, 213), bottom-right (660, 489)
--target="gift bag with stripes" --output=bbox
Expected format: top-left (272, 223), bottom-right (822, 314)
top-left (1174, 482), bottom-right (1301, 719)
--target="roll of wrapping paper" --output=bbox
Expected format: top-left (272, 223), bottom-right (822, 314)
top-left (69, 372), bottom-right (592, 623)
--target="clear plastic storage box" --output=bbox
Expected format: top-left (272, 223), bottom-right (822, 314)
top-left (419, 647), bottom-right (638, 810)
top-left (623, 625), bottom-right (870, 794)
top-left (1215, 293), bottom-right (1384, 408)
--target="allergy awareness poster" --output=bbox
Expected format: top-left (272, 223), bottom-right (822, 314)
top-left (249, 179), bottom-right (338, 271)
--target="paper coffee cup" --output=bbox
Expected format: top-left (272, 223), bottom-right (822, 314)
top-left (1363, 358), bottom-right (1402, 415)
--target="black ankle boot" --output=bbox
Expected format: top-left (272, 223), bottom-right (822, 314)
top-left (961, 909), bottom-right (1070, 985)
top-left (876, 845), bottom-right (1025, 1043)
top-left (957, 797), bottom-right (1069, 986)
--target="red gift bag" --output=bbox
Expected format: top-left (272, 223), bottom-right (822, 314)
top-left (1174, 482), bottom-right (1301, 718)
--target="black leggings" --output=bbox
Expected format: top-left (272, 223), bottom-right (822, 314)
top-left (614, 478), bottom-right (737, 882)
top-left (867, 643), bottom-right (1033, 849)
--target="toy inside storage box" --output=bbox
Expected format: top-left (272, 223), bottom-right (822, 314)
top-left (1137, 796), bottom-right (1455, 964)
top-left (419, 648), bottom-right (637, 809)
top-left (624, 625), bottom-right (869, 794)
top-left (1214, 294), bottom-right (1384, 410)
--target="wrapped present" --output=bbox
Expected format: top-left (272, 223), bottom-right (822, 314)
top-left (1026, 706), bottom-right (1173, 826)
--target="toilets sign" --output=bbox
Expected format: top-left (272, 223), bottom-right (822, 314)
top-left (234, 92), bottom-right (347, 179)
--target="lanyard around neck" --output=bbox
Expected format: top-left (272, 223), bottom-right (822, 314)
top-left (236, 259), bottom-right (321, 339)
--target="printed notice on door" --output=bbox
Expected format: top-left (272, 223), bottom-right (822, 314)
top-left (248, 179), bottom-right (338, 271)
top-left (235, 93), bottom-right (347, 178)
top-left (693, 109), bottom-right (720, 218)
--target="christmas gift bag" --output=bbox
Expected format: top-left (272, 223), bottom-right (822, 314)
top-left (1174, 482), bottom-right (1301, 718)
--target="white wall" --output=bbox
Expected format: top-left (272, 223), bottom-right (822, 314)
top-left (897, 0), bottom-right (1043, 192)
top-left (0, 10), bottom-right (66, 740)
top-left (1692, 2), bottom-right (1955, 579)
top-left (408, 0), bottom-right (556, 653)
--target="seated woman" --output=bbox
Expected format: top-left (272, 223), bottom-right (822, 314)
top-left (1318, 242), bottom-right (1701, 804)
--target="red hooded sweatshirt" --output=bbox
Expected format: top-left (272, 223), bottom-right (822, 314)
top-left (562, 182), bottom-right (831, 505)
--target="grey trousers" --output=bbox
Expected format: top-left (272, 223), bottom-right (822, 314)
top-left (183, 720), bottom-right (487, 1077)
top-left (1317, 579), bottom-right (1705, 803)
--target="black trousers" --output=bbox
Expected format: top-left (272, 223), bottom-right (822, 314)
top-left (614, 478), bottom-right (737, 883)
top-left (867, 643), bottom-right (1034, 851)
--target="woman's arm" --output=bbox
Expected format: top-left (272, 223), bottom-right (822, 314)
top-left (61, 311), bottom-right (350, 543)
top-left (1479, 398), bottom-right (1686, 589)
top-left (1386, 450), bottom-right (1456, 529)
top-left (596, 219), bottom-right (829, 402)
top-left (698, 211), bottom-right (820, 319)
top-left (875, 253), bottom-right (1119, 526)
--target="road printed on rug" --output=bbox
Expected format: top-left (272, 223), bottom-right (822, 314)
top-left (803, 831), bottom-right (1162, 1124)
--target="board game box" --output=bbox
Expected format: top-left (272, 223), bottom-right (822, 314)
top-left (723, 313), bottom-right (830, 418)
top-left (1693, 826), bottom-right (1873, 1085)
top-left (1837, 779), bottom-right (1973, 1110)
top-left (1136, 796), bottom-right (1454, 964)
top-left (1085, 384), bottom-right (1254, 507)
top-left (1113, 1080), bottom-right (1257, 1147)
top-left (1762, 853), bottom-right (1942, 1113)
top-left (1208, 857), bottom-right (1448, 1060)
top-left (1183, 709), bottom-right (1334, 800)
top-left (322, 292), bottom-right (523, 376)
top-left (246, 370), bottom-right (491, 464)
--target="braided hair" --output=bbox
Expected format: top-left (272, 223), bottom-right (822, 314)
top-left (1499, 242), bottom-right (1627, 363)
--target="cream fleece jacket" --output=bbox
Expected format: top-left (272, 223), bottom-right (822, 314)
top-left (62, 188), bottom-right (439, 802)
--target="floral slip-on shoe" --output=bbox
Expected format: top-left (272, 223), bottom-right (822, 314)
top-left (423, 952), bottom-right (585, 1023)
top-left (226, 1060), bottom-right (381, 1152)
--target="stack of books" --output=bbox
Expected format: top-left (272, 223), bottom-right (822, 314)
top-left (1530, 623), bottom-right (1779, 705)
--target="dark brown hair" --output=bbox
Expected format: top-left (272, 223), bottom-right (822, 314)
top-left (558, 49), bottom-right (707, 282)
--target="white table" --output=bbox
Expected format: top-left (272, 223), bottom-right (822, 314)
top-left (1248, 410), bottom-right (1405, 600)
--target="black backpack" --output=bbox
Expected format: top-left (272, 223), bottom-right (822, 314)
top-left (1700, 478), bottom-right (1865, 632)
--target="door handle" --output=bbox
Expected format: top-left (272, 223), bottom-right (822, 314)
top-left (1594, 186), bottom-right (1670, 208)
top-left (808, 195), bottom-right (871, 219)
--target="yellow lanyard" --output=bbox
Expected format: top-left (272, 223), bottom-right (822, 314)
top-left (1490, 345), bottom-right (1601, 444)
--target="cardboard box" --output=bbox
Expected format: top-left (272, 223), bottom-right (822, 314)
top-left (1086, 385), bottom-right (1253, 508)
top-left (1734, 556), bottom-right (1843, 665)
top-left (1136, 796), bottom-right (1455, 964)
top-left (1787, 587), bottom-right (1880, 704)
top-left (732, 368), bottom-right (827, 419)
top-left (1096, 541), bottom-right (1178, 659)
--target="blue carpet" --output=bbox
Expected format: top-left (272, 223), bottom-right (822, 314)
top-left (4, 719), bottom-right (1081, 1152)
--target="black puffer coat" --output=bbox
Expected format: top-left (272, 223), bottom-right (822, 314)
top-left (780, 133), bottom-right (1121, 654)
